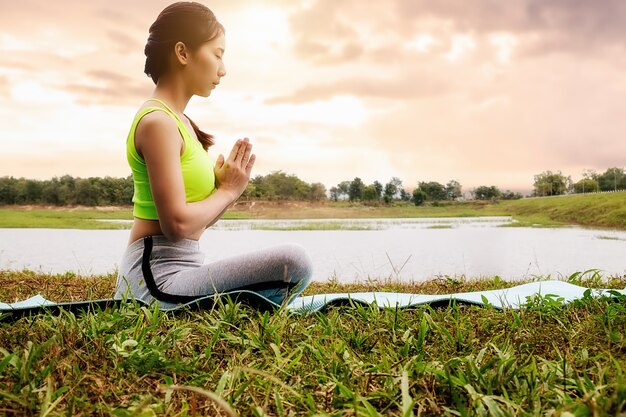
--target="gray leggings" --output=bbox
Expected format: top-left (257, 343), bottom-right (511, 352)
top-left (115, 235), bottom-right (313, 309)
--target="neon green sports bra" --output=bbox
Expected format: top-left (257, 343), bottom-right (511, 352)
top-left (126, 98), bottom-right (216, 220)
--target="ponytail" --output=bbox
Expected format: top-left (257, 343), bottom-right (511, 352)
top-left (186, 115), bottom-right (214, 150)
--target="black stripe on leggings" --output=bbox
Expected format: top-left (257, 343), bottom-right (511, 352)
top-left (141, 235), bottom-right (297, 304)
top-left (142, 235), bottom-right (200, 303)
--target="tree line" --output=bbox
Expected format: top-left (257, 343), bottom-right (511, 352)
top-left (0, 175), bottom-right (134, 206)
top-left (329, 177), bottom-right (522, 205)
top-left (532, 167), bottom-right (626, 196)
top-left (0, 171), bottom-right (328, 206)
top-left (0, 166), bottom-right (623, 206)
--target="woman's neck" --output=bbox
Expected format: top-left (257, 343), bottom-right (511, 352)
top-left (152, 77), bottom-right (192, 116)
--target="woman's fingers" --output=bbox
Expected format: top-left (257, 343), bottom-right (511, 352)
top-left (215, 153), bottom-right (224, 169)
top-left (245, 153), bottom-right (256, 176)
top-left (241, 142), bottom-right (252, 167)
top-left (232, 137), bottom-right (249, 164)
top-left (228, 139), bottom-right (242, 162)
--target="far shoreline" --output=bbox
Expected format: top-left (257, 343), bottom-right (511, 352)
top-left (0, 192), bottom-right (625, 230)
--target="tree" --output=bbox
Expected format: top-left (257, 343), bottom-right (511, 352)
top-left (362, 184), bottom-right (379, 202)
top-left (252, 171), bottom-right (310, 200)
top-left (473, 185), bottom-right (501, 200)
top-left (41, 177), bottom-right (61, 205)
top-left (247, 171), bottom-right (328, 201)
top-left (596, 167), bottom-right (626, 191)
top-left (399, 189), bottom-right (410, 201)
top-left (75, 178), bottom-right (100, 206)
top-left (411, 188), bottom-right (427, 206)
top-left (445, 180), bottom-right (462, 201)
top-left (533, 171), bottom-right (572, 196)
top-left (418, 181), bottom-right (447, 201)
top-left (0, 176), bottom-right (18, 204)
top-left (309, 182), bottom-right (327, 201)
top-left (573, 179), bottom-right (599, 194)
top-left (383, 182), bottom-right (396, 204)
top-left (500, 190), bottom-right (523, 200)
top-left (57, 175), bottom-right (77, 205)
top-left (329, 186), bottom-right (340, 201)
top-left (373, 181), bottom-right (383, 200)
top-left (348, 177), bottom-right (364, 201)
top-left (337, 181), bottom-right (351, 200)
top-left (383, 177), bottom-right (403, 203)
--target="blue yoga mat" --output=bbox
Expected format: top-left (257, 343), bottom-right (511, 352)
top-left (1, 281), bottom-right (623, 321)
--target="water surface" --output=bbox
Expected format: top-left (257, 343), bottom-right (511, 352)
top-left (0, 217), bottom-right (624, 282)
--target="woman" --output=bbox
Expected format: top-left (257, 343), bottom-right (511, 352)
top-left (115, 1), bottom-right (313, 308)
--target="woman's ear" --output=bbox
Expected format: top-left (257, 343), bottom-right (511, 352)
top-left (174, 41), bottom-right (189, 66)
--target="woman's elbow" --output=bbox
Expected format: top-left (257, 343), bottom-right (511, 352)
top-left (159, 217), bottom-right (190, 242)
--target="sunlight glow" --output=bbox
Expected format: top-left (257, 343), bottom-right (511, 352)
top-left (489, 33), bottom-right (518, 64)
top-left (0, 34), bottom-right (33, 51)
top-left (10, 80), bottom-right (75, 104)
top-left (444, 35), bottom-right (476, 61)
top-left (232, 6), bottom-right (291, 52)
top-left (406, 34), bottom-right (436, 53)
top-left (211, 92), bottom-right (367, 128)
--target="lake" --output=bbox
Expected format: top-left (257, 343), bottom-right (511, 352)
top-left (0, 217), bottom-right (624, 282)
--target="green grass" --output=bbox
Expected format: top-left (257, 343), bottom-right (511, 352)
top-left (0, 207), bottom-right (134, 229)
top-left (1, 270), bottom-right (626, 415)
top-left (0, 207), bottom-right (250, 229)
top-left (486, 193), bottom-right (626, 229)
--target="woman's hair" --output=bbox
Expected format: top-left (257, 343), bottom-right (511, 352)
top-left (144, 2), bottom-right (224, 150)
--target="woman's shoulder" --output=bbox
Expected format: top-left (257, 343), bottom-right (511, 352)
top-left (133, 103), bottom-right (183, 154)
top-left (133, 101), bottom-right (176, 130)
top-left (133, 100), bottom-right (169, 120)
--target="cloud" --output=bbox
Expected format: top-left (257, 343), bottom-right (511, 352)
top-left (265, 72), bottom-right (450, 103)
top-left (62, 75), bottom-right (151, 106)
top-left (287, 0), bottom-right (626, 67)
top-left (0, 76), bottom-right (9, 97)
top-left (396, 0), bottom-right (626, 50)
top-left (106, 30), bottom-right (143, 55)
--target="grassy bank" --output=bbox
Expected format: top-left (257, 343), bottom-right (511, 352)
top-left (0, 206), bottom-right (246, 230)
top-left (490, 192), bottom-right (626, 229)
top-left (1, 270), bottom-right (626, 415)
top-left (1, 192), bottom-right (625, 230)
top-left (0, 206), bottom-right (133, 229)
top-left (227, 193), bottom-right (626, 231)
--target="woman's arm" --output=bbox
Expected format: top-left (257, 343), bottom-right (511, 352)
top-left (136, 111), bottom-right (254, 241)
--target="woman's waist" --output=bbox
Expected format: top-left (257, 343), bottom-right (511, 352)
top-left (128, 219), bottom-right (203, 248)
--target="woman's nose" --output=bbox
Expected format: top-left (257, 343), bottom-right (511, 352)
top-left (218, 63), bottom-right (226, 77)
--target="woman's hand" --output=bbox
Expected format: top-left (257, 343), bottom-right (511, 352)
top-left (214, 137), bottom-right (256, 201)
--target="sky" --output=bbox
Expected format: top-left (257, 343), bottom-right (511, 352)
top-left (1, 0), bottom-right (625, 194)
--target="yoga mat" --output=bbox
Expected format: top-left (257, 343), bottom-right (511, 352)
top-left (1, 280), bottom-right (624, 322)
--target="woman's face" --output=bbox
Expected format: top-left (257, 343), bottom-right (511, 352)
top-left (187, 31), bottom-right (226, 97)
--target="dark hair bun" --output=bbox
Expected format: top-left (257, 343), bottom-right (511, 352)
top-left (144, 2), bottom-right (224, 84)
